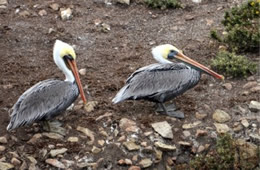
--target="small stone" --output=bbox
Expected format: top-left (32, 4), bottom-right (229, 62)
top-left (101, 23), bottom-right (111, 32)
top-left (119, 118), bottom-right (139, 133)
top-left (196, 129), bottom-right (208, 137)
top-left (139, 158), bottom-right (153, 168)
top-left (218, 45), bottom-right (227, 50)
top-left (76, 126), bottom-right (95, 145)
top-left (0, 0), bottom-right (7, 5)
top-left (117, 135), bottom-right (126, 142)
top-left (123, 141), bottom-right (140, 151)
top-left (19, 10), bottom-right (30, 17)
top-left (195, 112), bottom-right (207, 120)
top-left (45, 159), bottom-right (65, 169)
top-left (84, 101), bottom-right (98, 112)
top-left (0, 162), bottom-right (14, 170)
top-left (95, 112), bottom-right (113, 121)
top-left (241, 119), bottom-right (249, 128)
top-left (247, 76), bottom-right (255, 81)
top-left (154, 142), bottom-right (176, 151)
top-left (214, 123), bottom-right (230, 134)
top-left (8, 152), bottom-right (19, 158)
top-left (241, 91), bottom-right (249, 96)
top-left (67, 137), bottom-right (79, 143)
top-left (11, 157), bottom-right (21, 166)
top-left (197, 145), bottom-right (205, 153)
top-left (249, 101), bottom-right (260, 112)
top-left (178, 141), bottom-right (191, 147)
top-left (151, 121), bottom-right (173, 139)
top-left (0, 137), bottom-right (7, 144)
top-left (79, 68), bottom-right (87, 76)
top-left (249, 134), bottom-right (260, 143)
top-left (213, 109), bottom-right (231, 123)
top-left (243, 81), bottom-right (257, 89)
top-left (38, 9), bottom-right (47, 16)
top-left (98, 140), bottom-right (105, 146)
top-left (26, 156), bottom-right (37, 165)
top-left (49, 3), bottom-right (60, 11)
top-left (167, 157), bottom-right (174, 166)
top-left (116, 0), bottom-right (130, 5)
top-left (192, 0), bottom-right (202, 3)
top-left (0, 146), bottom-right (6, 152)
top-left (91, 146), bottom-right (101, 154)
top-left (233, 123), bottom-right (243, 132)
top-left (42, 132), bottom-right (64, 140)
top-left (236, 139), bottom-right (258, 159)
top-left (144, 131), bottom-right (153, 136)
top-left (125, 159), bottom-right (132, 165)
top-left (27, 133), bottom-right (42, 144)
top-left (154, 149), bottom-right (162, 163)
top-left (50, 148), bottom-right (68, 157)
top-left (128, 166), bottom-right (141, 170)
top-left (60, 8), bottom-right (72, 20)
top-left (222, 83), bottom-right (232, 90)
top-left (250, 86), bottom-right (260, 93)
top-left (132, 155), bottom-right (138, 162)
top-left (99, 130), bottom-right (108, 137)
top-left (182, 121), bottom-right (201, 129)
top-left (183, 130), bottom-right (191, 137)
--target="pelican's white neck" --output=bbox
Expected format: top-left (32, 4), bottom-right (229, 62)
top-left (53, 40), bottom-right (75, 82)
top-left (151, 45), bottom-right (172, 64)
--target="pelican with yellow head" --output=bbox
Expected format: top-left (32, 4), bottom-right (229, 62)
top-left (7, 40), bottom-right (87, 131)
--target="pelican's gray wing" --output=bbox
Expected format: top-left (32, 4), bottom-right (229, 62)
top-left (112, 63), bottom-right (200, 103)
top-left (7, 79), bottom-right (79, 131)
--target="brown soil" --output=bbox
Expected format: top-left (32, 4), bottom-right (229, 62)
top-left (0, 0), bottom-right (258, 169)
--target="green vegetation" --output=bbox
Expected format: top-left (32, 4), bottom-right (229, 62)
top-left (210, 0), bottom-right (260, 52)
top-left (144, 0), bottom-right (181, 9)
top-left (211, 51), bottom-right (257, 78)
top-left (190, 134), bottom-right (259, 169)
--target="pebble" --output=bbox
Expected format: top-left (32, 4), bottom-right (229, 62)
top-left (197, 145), bottom-right (205, 153)
top-left (98, 140), bottom-right (105, 146)
top-left (45, 159), bottom-right (65, 169)
top-left (19, 10), bottom-right (30, 17)
top-left (117, 135), bottom-right (126, 142)
top-left (250, 86), bottom-right (260, 93)
top-left (154, 149), bottom-right (162, 163)
top-left (195, 129), bottom-right (208, 137)
top-left (91, 146), bottom-right (102, 154)
top-left (27, 133), bottom-right (42, 144)
top-left (151, 121), bottom-right (173, 139)
top-left (222, 83), bottom-right (232, 90)
top-left (118, 159), bottom-right (132, 165)
top-left (212, 109), bottom-right (231, 123)
top-left (132, 155), bottom-right (138, 162)
top-left (119, 118), bottom-right (139, 133)
top-left (247, 76), bottom-right (255, 81)
top-left (84, 101), bottom-right (98, 112)
top-left (0, 137), bottom-right (7, 144)
top-left (116, 0), bottom-right (130, 5)
top-left (0, 145), bottom-right (6, 152)
top-left (0, 0), bottom-right (7, 5)
top-left (26, 156), bottom-right (37, 165)
top-left (123, 141), bottom-right (140, 151)
top-left (154, 141), bottom-right (176, 151)
top-left (214, 123), bottom-right (230, 134)
top-left (50, 148), bottom-right (68, 157)
top-left (195, 112), bottom-right (207, 120)
top-left (243, 81), bottom-right (257, 89)
top-left (42, 132), bottom-right (64, 140)
top-left (139, 158), bottom-right (153, 168)
top-left (183, 130), bottom-right (191, 137)
top-left (95, 112), bottom-right (113, 121)
top-left (67, 137), bottom-right (79, 143)
top-left (233, 122), bottom-right (243, 132)
top-left (178, 141), bottom-right (191, 147)
top-left (249, 134), bottom-right (260, 143)
top-left (60, 8), bottom-right (72, 20)
top-left (241, 119), bottom-right (249, 128)
top-left (79, 68), bottom-right (87, 76)
top-left (38, 9), bottom-right (47, 16)
top-left (0, 162), bottom-right (14, 170)
top-left (249, 101), bottom-right (260, 112)
top-left (76, 126), bottom-right (95, 145)
top-left (49, 3), bottom-right (60, 11)
top-left (236, 139), bottom-right (258, 159)
top-left (182, 121), bottom-right (201, 129)
top-left (11, 157), bottom-right (21, 166)
top-left (128, 166), bottom-right (141, 170)
top-left (144, 131), bottom-right (153, 136)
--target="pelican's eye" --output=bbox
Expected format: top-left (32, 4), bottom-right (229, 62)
top-left (168, 50), bottom-right (178, 59)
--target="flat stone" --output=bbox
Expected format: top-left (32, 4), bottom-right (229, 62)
top-left (249, 101), bottom-right (260, 112)
top-left (91, 146), bottom-right (102, 154)
top-left (241, 119), bottom-right (249, 128)
top-left (45, 159), bottom-right (65, 169)
top-left (0, 146), bottom-right (6, 152)
top-left (178, 141), bottom-right (191, 147)
top-left (154, 142), bottom-right (176, 151)
top-left (118, 159), bottom-right (132, 165)
top-left (119, 118), bottom-right (139, 133)
top-left (233, 123), bottom-right (243, 132)
top-left (27, 133), bottom-right (42, 144)
top-left (0, 0), bottom-right (7, 5)
top-left (128, 166), bottom-right (141, 170)
top-left (49, 3), bottom-right (60, 11)
top-left (42, 132), bottom-right (64, 140)
top-left (38, 9), bottom-right (47, 16)
top-left (79, 68), bottom-right (87, 76)
top-left (11, 157), bottom-right (21, 166)
top-left (123, 141), bottom-right (140, 151)
top-left (19, 10), bottom-right (30, 17)
top-left (222, 83), bottom-right (232, 90)
top-left (0, 137), bottom-right (7, 144)
top-left (183, 130), bottom-right (191, 137)
top-left (26, 156), bottom-right (37, 165)
top-left (117, 135), bottom-right (126, 142)
top-left (151, 121), bottom-right (173, 139)
top-left (0, 162), bottom-right (14, 170)
top-left (182, 121), bottom-right (201, 129)
top-left (98, 140), bottom-right (105, 146)
top-left (144, 131), bottom-right (153, 136)
top-left (196, 129), bottom-right (208, 137)
top-left (197, 145), bottom-right (205, 153)
top-left (76, 126), bottom-right (95, 145)
top-left (67, 137), bottom-right (79, 143)
top-left (249, 134), bottom-right (260, 143)
top-left (84, 101), bottom-right (98, 112)
top-left (195, 112), bottom-right (207, 120)
top-left (139, 158), bottom-right (153, 168)
top-left (214, 123), bottom-right (230, 134)
top-left (243, 81), bottom-right (257, 89)
top-left (50, 148), bottom-right (67, 157)
top-left (213, 109), bottom-right (231, 123)
top-left (116, 0), bottom-right (130, 5)
top-left (250, 86), bottom-right (260, 93)
top-left (60, 8), bottom-right (72, 20)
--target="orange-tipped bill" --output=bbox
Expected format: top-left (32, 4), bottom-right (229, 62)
top-left (176, 52), bottom-right (224, 80)
top-left (67, 60), bottom-right (87, 104)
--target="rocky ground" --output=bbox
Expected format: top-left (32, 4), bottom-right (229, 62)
top-left (0, 0), bottom-right (259, 169)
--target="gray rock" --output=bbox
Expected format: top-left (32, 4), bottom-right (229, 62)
top-left (154, 142), bottom-right (176, 151)
top-left (0, 0), bottom-right (8, 5)
top-left (243, 81), bottom-right (257, 89)
top-left (0, 137), bottom-right (7, 144)
top-left (214, 123), bottom-right (230, 134)
top-left (123, 141), bottom-right (140, 151)
top-left (50, 148), bottom-right (68, 157)
top-left (45, 159), bottom-right (65, 169)
top-left (249, 101), bottom-right (260, 112)
top-left (0, 162), bottom-right (14, 170)
top-left (139, 158), bottom-right (153, 168)
top-left (212, 109), bottom-right (231, 123)
top-left (151, 121), bottom-right (173, 139)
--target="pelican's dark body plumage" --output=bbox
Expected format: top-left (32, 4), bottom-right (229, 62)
top-left (7, 40), bottom-right (87, 131)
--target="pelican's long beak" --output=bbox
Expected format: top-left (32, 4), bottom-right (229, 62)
top-left (67, 60), bottom-right (87, 104)
top-left (176, 52), bottom-right (224, 80)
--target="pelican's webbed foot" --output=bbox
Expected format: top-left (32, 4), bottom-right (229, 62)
top-left (42, 120), bottom-right (66, 136)
top-left (156, 103), bottom-right (184, 119)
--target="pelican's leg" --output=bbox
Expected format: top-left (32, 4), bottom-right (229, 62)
top-left (157, 103), bottom-right (184, 119)
top-left (42, 120), bottom-right (66, 136)
top-left (42, 120), bottom-right (51, 132)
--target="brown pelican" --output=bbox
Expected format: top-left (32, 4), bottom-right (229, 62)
top-left (112, 44), bottom-right (224, 118)
top-left (7, 40), bottom-right (87, 131)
